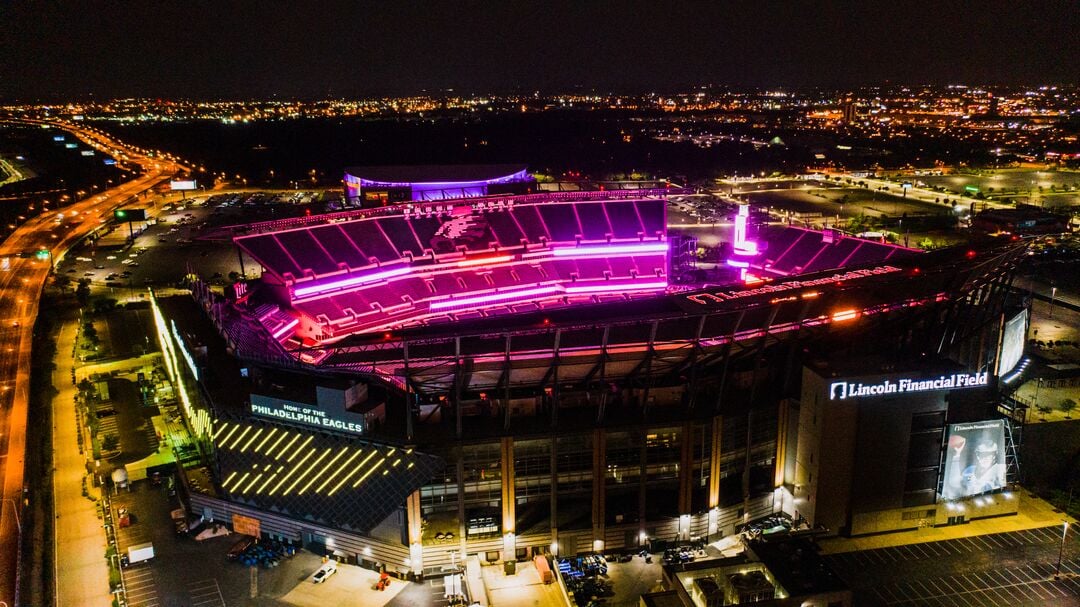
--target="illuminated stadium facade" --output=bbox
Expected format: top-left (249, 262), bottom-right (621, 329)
top-left (343, 164), bottom-right (534, 206)
top-left (163, 189), bottom-right (1029, 575)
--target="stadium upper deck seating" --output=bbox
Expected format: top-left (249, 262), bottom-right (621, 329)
top-left (759, 227), bottom-right (914, 277)
top-left (289, 253), bottom-right (668, 337)
top-left (233, 197), bottom-right (670, 342)
top-left (235, 202), bottom-right (919, 346)
top-left (236, 198), bottom-right (667, 284)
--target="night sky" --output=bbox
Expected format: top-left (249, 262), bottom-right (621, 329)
top-left (2, 1), bottom-right (1078, 100)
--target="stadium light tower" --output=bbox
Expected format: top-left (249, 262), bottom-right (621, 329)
top-left (726, 204), bottom-right (760, 281)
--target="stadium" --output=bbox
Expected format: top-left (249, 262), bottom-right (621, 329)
top-left (156, 186), bottom-right (1029, 576)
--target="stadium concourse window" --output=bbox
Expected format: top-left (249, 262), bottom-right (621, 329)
top-left (647, 428), bottom-right (682, 483)
top-left (555, 435), bottom-right (593, 496)
top-left (514, 439), bottom-right (552, 501)
top-left (694, 425), bottom-right (712, 484)
top-left (514, 439), bottom-right (551, 477)
top-left (606, 432), bottom-right (642, 485)
top-left (420, 465), bottom-right (459, 509)
top-left (462, 443), bottom-right (502, 507)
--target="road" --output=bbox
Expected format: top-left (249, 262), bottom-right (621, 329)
top-left (0, 118), bottom-right (185, 606)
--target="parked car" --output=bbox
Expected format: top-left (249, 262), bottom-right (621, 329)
top-left (312, 561), bottom-right (337, 583)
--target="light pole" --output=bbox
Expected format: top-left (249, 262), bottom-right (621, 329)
top-left (1055, 520), bottom-right (1069, 580)
top-left (1050, 286), bottom-right (1057, 319)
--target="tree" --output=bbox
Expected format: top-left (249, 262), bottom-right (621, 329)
top-left (76, 278), bottom-right (91, 307)
top-left (1036, 404), bottom-right (1052, 419)
top-left (92, 298), bottom-right (118, 315)
top-left (83, 322), bottom-right (100, 347)
top-left (102, 434), bottom-right (119, 452)
top-left (53, 274), bottom-right (71, 292)
top-left (1061, 398), bottom-right (1077, 419)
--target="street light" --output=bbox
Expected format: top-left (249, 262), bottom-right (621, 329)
top-left (1055, 520), bottom-right (1069, 580)
top-left (1050, 286), bottom-right (1057, 319)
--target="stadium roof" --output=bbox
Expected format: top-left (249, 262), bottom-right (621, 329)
top-left (344, 164), bottom-right (530, 185)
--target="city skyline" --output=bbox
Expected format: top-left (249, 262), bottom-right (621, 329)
top-left (3, 2), bottom-right (1079, 100)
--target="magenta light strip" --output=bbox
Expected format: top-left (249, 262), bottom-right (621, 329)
top-left (429, 285), bottom-right (562, 310)
top-left (293, 266), bottom-right (412, 299)
top-left (551, 242), bottom-right (668, 258)
top-left (271, 318), bottom-right (299, 339)
top-left (564, 281), bottom-right (668, 294)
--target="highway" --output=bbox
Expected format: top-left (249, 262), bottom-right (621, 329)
top-left (0, 119), bottom-right (185, 606)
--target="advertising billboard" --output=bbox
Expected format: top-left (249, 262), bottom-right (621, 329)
top-left (997, 309), bottom-right (1027, 376)
top-left (828, 372), bottom-right (988, 401)
top-left (250, 395), bottom-right (365, 435)
top-left (170, 180), bottom-right (197, 191)
top-left (941, 420), bottom-right (1006, 500)
top-left (114, 208), bottom-right (147, 222)
top-left (232, 514), bottom-right (260, 537)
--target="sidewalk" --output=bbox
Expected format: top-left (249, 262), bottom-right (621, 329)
top-left (53, 320), bottom-right (112, 606)
top-left (819, 492), bottom-right (1076, 555)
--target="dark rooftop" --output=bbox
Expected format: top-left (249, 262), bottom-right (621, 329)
top-left (748, 538), bottom-right (848, 599)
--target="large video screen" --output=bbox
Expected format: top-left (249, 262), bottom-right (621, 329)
top-left (941, 420), bottom-right (1006, 499)
top-left (998, 309), bottom-right (1027, 376)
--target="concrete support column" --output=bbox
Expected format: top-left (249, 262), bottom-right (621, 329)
top-left (637, 431), bottom-right (647, 546)
top-left (591, 429), bottom-right (606, 553)
top-left (500, 437), bottom-right (516, 561)
top-left (708, 416), bottom-right (724, 538)
top-left (677, 421), bottom-right (695, 515)
top-left (677, 422), bottom-right (695, 541)
top-left (775, 401), bottom-right (791, 489)
top-left (406, 489), bottom-right (424, 575)
top-left (457, 448), bottom-right (468, 565)
top-left (550, 436), bottom-right (559, 556)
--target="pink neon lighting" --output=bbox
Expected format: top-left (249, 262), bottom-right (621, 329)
top-left (727, 204), bottom-right (760, 281)
top-left (457, 255), bottom-right (514, 268)
top-left (292, 266), bottom-right (412, 298)
top-left (831, 309), bottom-right (859, 322)
top-left (734, 241), bottom-right (759, 255)
top-left (271, 318), bottom-right (299, 339)
top-left (551, 242), bottom-right (668, 257)
top-left (429, 286), bottom-right (563, 310)
top-left (734, 205), bottom-right (748, 243)
top-left (564, 281), bottom-right (668, 294)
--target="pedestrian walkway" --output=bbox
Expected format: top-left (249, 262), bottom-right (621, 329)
top-left (53, 319), bottom-right (113, 606)
top-left (819, 491), bottom-right (1075, 554)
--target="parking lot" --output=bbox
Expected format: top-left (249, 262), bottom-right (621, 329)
top-left (866, 559), bottom-right (1079, 606)
top-left (122, 562), bottom-right (160, 607)
top-left (824, 526), bottom-right (1080, 606)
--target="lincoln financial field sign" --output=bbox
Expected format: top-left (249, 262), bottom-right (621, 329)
top-left (829, 372), bottom-right (989, 400)
top-left (250, 395), bottom-right (365, 435)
